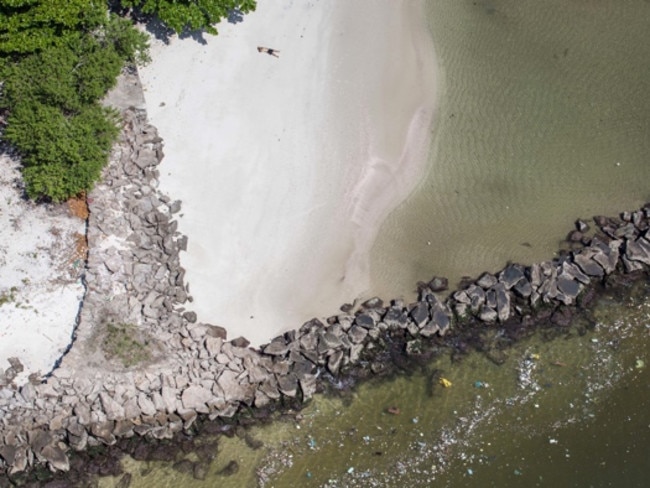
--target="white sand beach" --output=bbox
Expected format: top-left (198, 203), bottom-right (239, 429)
top-left (138, 0), bottom-right (438, 346)
top-left (0, 155), bottom-right (86, 385)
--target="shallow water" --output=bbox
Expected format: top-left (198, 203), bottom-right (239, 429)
top-left (99, 281), bottom-right (650, 488)
top-left (371, 0), bottom-right (650, 300)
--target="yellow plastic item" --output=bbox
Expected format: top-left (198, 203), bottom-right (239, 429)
top-left (439, 378), bottom-right (452, 388)
top-left (530, 353), bottom-right (541, 360)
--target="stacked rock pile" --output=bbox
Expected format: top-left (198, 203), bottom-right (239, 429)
top-left (0, 73), bottom-right (649, 477)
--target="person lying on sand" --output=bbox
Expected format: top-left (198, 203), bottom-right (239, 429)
top-left (257, 46), bottom-right (280, 58)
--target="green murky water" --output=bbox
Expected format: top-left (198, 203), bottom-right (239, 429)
top-left (372, 0), bottom-right (650, 299)
top-left (98, 1), bottom-right (650, 486)
top-left (100, 281), bottom-right (650, 488)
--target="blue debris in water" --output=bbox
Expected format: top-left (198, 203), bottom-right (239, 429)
top-left (308, 437), bottom-right (316, 449)
top-left (306, 471), bottom-right (312, 478)
top-left (474, 381), bottom-right (484, 388)
top-left (467, 468), bottom-right (474, 476)
top-left (514, 469), bottom-right (522, 476)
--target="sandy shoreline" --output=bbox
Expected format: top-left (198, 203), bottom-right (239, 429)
top-left (138, 0), bottom-right (438, 346)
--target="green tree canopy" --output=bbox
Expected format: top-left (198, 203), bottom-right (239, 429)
top-left (0, 1), bottom-right (148, 201)
top-left (119, 0), bottom-right (256, 35)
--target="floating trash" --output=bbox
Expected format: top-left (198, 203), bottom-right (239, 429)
top-left (440, 378), bottom-right (453, 388)
top-left (467, 468), bottom-right (474, 475)
top-left (549, 438), bottom-right (559, 444)
top-left (347, 467), bottom-right (354, 474)
top-left (412, 417), bottom-right (419, 424)
top-left (635, 358), bottom-right (645, 369)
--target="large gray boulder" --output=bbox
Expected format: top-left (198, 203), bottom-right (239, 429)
top-left (181, 385), bottom-right (213, 412)
top-left (499, 264), bottom-right (525, 289)
top-left (410, 302), bottom-right (430, 328)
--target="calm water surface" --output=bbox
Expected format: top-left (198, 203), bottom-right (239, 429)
top-left (371, 0), bottom-right (650, 299)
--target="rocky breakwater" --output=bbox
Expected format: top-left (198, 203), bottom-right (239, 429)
top-left (2, 72), bottom-right (650, 481)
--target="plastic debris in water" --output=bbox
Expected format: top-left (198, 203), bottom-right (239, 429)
top-left (308, 437), bottom-right (316, 449)
top-left (549, 438), bottom-right (559, 444)
top-left (412, 417), bottom-right (419, 424)
top-left (306, 471), bottom-right (312, 478)
top-left (530, 353), bottom-right (541, 360)
top-left (514, 469), bottom-right (522, 476)
top-left (439, 377), bottom-right (452, 388)
top-left (635, 358), bottom-right (645, 369)
top-left (347, 467), bottom-right (355, 474)
top-left (467, 468), bottom-right (474, 475)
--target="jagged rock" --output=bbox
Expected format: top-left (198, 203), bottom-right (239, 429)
top-left (216, 370), bottom-right (246, 403)
top-left (7, 357), bottom-right (23, 373)
top-left (299, 374), bottom-right (318, 400)
top-left (452, 290), bottom-right (471, 304)
top-left (354, 313), bottom-right (375, 329)
top-left (499, 264), bottom-right (525, 289)
top-left (383, 307), bottom-right (407, 328)
top-left (576, 219), bottom-right (590, 232)
top-left (8, 448), bottom-right (28, 475)
top-left (100, 392), bottom-right (125, 421)
top-left (486, 288), bottom-right (497, 309)
top-left (161, 386), bottom-right (179, 413)
top-left (529, 263), bottom-right (542, 289)
top-left (431, 308), bottom-right (450, 335)
top-left (410, 302), bottom-right (430, 328)
top-left (181, 385), bottom-right (212, 412)
top-left (428, 276), bottom-right (449, 292)
top-left (556, 276), bottom-right (581, 304)
top-left (561, 261), bottom-right (591, 285)
top-left (494, 283), bottom-right (510, 322)
top-left (205, 324), bottom-right (227, 339)
top-left (466, 285), bottom-right (485, 312)
top-left (327, 350), bottom-right (344, 375)
top-left (91, 421), bottom-right (116, 445)
top-left (262, 340), bottom-right (290, 356)
top-left (513, 277), bottom-right (532, 298)
top-left (318, 331), bottom-right (342, 351)
top-left (230, 336), bottom-right (250, 348)
top-left (592, 239), bottom-right (620, 273)
top-left (419, 322), bottom-right (440, 337)
top-left (30, 430), bottom-right (53, 455)
top-left (205, 336), bottom-right (223, 356)
top-left (361, 297), bottom-right (383, 309)
top-left (347, 325), bottom-right (368, 344)
top-left (276, 374), bottom-right (298, 397)
top-left (573, 251), bottom-right (605, 277)
top-left (137, 393), bottom-right (156, 417)
top-left (40, 444), bottom-right (69, 472)
top-left (477, 272), bottom-right (498, 289)
top-left (625, 236), bottom-right (650, 265)
top-left (0, 445), bottom-right (16, 466)
top-left (183, 311), bottom-right (197, 323)
top-left (479, 306), bottom-right (498, 323)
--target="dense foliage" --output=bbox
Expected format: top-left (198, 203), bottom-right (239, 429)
top-left (119, 0), bottom-right (256, 35)
top-left (0, 1), bottom-right (148, 200)
top-left (0, 0), bottom-right (252, 201)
